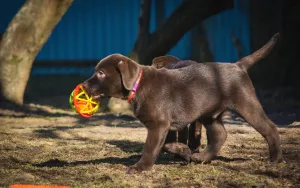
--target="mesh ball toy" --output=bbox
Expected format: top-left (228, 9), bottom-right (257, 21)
top-left (69, 84), bottom-right (100, 118)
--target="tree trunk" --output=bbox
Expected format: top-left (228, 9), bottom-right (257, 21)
top-left (129, 0), bottom-right (151, 63)
top-left (130, 0), bottom-right (233, 65)
top-left (190, 23), bottom-right (214, 62)
top-left (155, 0), bottom-right (165, 28)
top-left (0, 0), bottom-right (73, 105)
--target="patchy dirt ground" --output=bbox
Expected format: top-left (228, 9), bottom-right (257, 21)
top-left (0, 76), bottom-right (300, 187)
top-left (1, 105), bottom-right (299, 188)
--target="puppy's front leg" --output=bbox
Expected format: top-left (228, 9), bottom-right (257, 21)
top-left (127, 123), bottom-right (168, 174)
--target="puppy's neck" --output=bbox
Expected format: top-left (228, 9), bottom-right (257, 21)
top-left (127, 69), bottom-right (143, 102)
top-left (128, 65), bottom-right (162, 109)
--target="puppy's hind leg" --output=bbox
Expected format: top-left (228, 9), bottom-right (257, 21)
top-left (191, 115), bottom-right (227, 163)
top-left (164, 142), bottom-right (192, 163)
top-left (165, 131), bottom-right (177, 144)
top-left (232, 89), bottom-right (282, 163)
top-left (188, 120), bottom-right (202, 151)
top-left (178, 126), bottom-right (189, 145)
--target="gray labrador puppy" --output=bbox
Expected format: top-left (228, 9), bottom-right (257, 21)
top-left (82, 33), bottom-right (282, 174)
top-left (151, 55), bottom-right (202, 162)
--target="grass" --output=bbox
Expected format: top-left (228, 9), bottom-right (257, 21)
top-left (0, 75), bottom-right (299, 187)
top-left (1, 106), bottom-right (299, 188)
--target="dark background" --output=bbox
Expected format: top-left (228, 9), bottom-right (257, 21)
top-left (0, 0), bottom-right (299, 88)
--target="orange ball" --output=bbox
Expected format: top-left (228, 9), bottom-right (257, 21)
top-left (69, 84), bottom-right (100, 118)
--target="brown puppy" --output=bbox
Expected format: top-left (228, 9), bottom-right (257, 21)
top-left (82, 33), bottom-right (282, 174)
top-left (151, 56), bottom-right (202, 162)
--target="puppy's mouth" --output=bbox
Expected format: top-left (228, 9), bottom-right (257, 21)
top-left (92, 94), bottom-right (105, 101)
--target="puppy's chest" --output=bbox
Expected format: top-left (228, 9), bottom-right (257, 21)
top-left (170, 121), bottom-right (190, 131)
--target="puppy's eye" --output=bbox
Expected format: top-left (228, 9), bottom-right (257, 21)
top-left (96, 70), bottom-right (105, 78)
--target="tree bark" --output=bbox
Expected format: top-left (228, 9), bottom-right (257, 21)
top-left (231, 30), bottom-right (243, 60)
top-left (131, 0), bottom-right (233, 65)
top-left (130, 0), bottom-right (151, 62)
top-left (155, 0), bottom-right (165, 28)
top-left (190, 23), bottom-right (214, 62)
top-left (0, 0), bottom-right (73, 105)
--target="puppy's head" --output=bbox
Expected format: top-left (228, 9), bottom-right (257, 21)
top-left (151, 55), bottom-right (181, 69)
top-left (82, 54), bottom-right (140, 100)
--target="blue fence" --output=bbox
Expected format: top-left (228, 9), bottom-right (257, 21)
top-left (0, 0), bottom-right (250, 66)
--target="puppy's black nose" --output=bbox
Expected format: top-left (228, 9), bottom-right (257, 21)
top-left (81, 81), bottom-right (90, 94)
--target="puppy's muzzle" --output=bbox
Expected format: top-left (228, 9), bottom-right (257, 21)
top-left (81, 82), bottom-right (104, 101)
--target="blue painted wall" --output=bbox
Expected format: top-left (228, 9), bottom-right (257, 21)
top-left (0, 0), bottom-right (250, 63)
top-left (204, 0), bottom-right (250, 62)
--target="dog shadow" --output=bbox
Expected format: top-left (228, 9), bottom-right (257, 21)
top-left (77, 113), bottom-right (137, 123)
top-left (32, 114), bottom-right (140, 139)
top-left (0, 101), bottom-right (77, 118)
top-left (33, 139), bottom-right (249, 168)
top-left (33, 154), bottom-right (186, 168)
top-left (75, 113), bottom-right (143, 128)
top-left (33, 139), bottom-right (184, 168)
top-left (33, 155), bottom-right (249, 168)
top-left (107, 140), bottom-right (144, 153)
top-left (33, 155), bottom-right (141, 167)
top-left (215, 156), bottom-right (249, 162)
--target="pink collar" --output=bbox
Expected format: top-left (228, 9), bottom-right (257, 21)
top-left (127, 70), bottom-right (143, 102)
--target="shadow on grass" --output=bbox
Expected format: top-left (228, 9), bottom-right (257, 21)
top-left (220, 148), bottom-right (300, 184)
top-left (215, 156), bottom-right (249, 162)
top-left (0, 101), bottom-right (137, 120)
top-left (34, 129), bottom-right (60, 139)
top-left (106, 140), bottom-right (249, 163)
top-left (33, 128), bottom-right (90, 141)
top-left (33, 153), bottom-right (190, 168)
top-left (1, 99), bottom-right (299, 127)
top-left (107, 140), bottom-right (144, 153)
top-left (33, 155), bottom-right (141, 167)
top-left (223, 163), bottom-right (296, 182)
top-left (32, 138), bottom-right (189, 168)
top-left (0, 99), bottom-right (138, 126)
top-left (253, 167), bottom-right (300, 184)
top-left (76, 113), bottom-right (143, 129)
top-left (0, 100), bottom-right (76, 118)
top-left (76, 113), bottom-right (139, 126)
top-left (32, 138), bottom-right (251, 169)
top-left (0, 107), bottom-right (76, 118)
top-left (32, 116), bottom-right (141, 140)
top-left (32, 155), bottom-right (250, 169)
top-left (32, 124), bottom-right (97, 139)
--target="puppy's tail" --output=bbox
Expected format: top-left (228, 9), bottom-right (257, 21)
top-left (236, 33), bottom-right (280, 72)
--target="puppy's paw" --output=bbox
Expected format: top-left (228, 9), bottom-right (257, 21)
top-left (191, 152), bottom-right (214, 163)
top-left (164, 142), bottom-right (192, 163)
top-left (270, 152), bottom-right (283, 164)
top-left (126, 165), bottom-right (142, 174)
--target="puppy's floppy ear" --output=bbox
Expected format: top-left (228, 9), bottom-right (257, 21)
top-left (151, 55), bottom-right (182, 69)
top-left (118, 59), bottom-right (140, 90)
